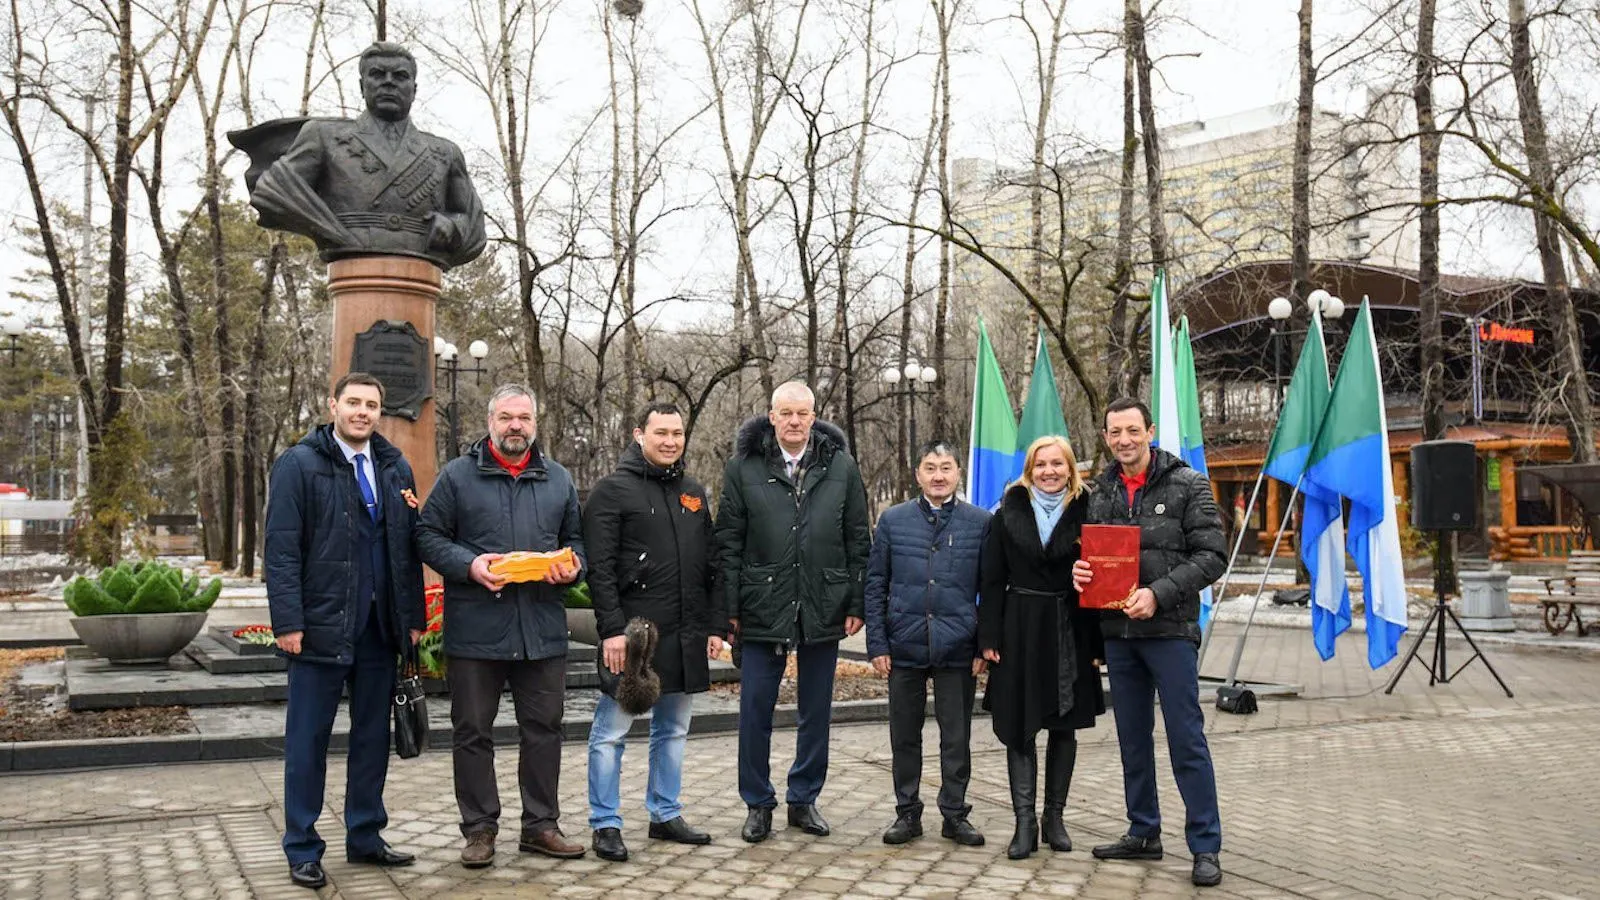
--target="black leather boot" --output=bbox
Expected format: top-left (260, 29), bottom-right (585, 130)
top-left (1005, 745), bottom-right (1039, 860)
top-left (1041, 730), bottom-right (1076, 851)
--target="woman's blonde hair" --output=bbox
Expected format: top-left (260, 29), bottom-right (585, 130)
top-left (1015, 434), bottom-right (1086, 500)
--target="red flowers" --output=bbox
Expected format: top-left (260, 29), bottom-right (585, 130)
top-left (233, 624), bottom-right (275, 646)
top-left (425, 584), bottom-right (444, 634)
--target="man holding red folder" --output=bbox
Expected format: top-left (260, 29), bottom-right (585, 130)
top-left (1072, 398), bottom-right (1227, 887)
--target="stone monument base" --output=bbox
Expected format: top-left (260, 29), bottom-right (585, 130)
top-left (328, 255), bottom-right (441, 496)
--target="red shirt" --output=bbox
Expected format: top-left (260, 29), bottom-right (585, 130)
top-left (1119, 468), bottom-right (1149, 507)
top-left (487, 442), bottom-right (531, 478)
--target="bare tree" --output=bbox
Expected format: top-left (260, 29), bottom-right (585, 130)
top-left (428, 0), bottom-right (585, 443)
top-left (1508, 0), bottom-right (1595, 464)
top-left (929, 0), bottom-right (959, 439)
top-left (1129, 0), bottom-right (1167, 273)
top-left (766, 49), bottom-right (843, 386)
top-left (1106, 0), bottom-right (1141, 399)
top-left (1412, 0), bottom-right (1456, 592)
top-left (1290, 0), bottom-right (1315, 313)
top-left (2, 0), bottom-right (220, 563)
top-left (1011, 0), bottom-right (1069, 314)
top-left (689, 0), bottom-right (814, 399)
top-left (895, 27), bottom-right (942, 481)
top-left (604, 0), bottom-right (646, 417)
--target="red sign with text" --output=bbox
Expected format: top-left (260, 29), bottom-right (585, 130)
top-left (1478, 322), bottom-right (1534, 345)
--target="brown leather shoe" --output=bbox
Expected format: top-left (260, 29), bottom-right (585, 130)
top-left (519, 827), bottom-right (586, 859)
top-left (460, 831), bottom-right (495, 869)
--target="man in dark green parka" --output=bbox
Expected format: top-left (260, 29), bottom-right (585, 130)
top-left (714, 381), bottom-right (871, 843)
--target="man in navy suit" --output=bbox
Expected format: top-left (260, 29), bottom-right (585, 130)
top-left (265, 372), bottom-right (426, 889)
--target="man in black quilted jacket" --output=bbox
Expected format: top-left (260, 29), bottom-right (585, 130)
top-left (1072, 398), bottom-right (1227, 887)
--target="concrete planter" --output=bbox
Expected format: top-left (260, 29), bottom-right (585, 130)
top-left (566, 608), bottom-right (599, 646)
top-left (1458, 569), bottom-right (1515, 632)
top-left (70, 612), bottom-right (209, 664)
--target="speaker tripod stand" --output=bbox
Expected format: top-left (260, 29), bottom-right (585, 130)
top-left (1384, 582), bottom-right (1513, 699)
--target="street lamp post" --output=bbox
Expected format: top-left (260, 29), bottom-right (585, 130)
top-left (881, 360), bottom-right (938, 474)
top-left (435, 336), bottom-right (490, 460)
top-left (1266, 289), bottom-right (1345, 411)
top-left (2, 316), bottom-right (24, 366)
top-left (31, 400), bottom-right (73, 499)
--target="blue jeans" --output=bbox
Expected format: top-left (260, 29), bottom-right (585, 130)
top-left (587, 691), bottom-right (695, 830)
top-left (1104, 637), bottom-right (1222, 854)
top-left (737, 640), bottom-right (838, 809)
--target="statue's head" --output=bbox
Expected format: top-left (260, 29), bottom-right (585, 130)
top-left (359, 42), bottom-right (417, 122)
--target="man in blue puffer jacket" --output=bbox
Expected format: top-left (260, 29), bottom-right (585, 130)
top-left (864, 441), bottom-right (991, 848)
top-left (264, 372), bottom-right (426, 889)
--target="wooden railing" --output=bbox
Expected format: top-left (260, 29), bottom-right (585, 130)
top-left (1258, 530), bottom-right (1297, 557)
top-left (0, 533), bottom-right (70, 555)
top-left (1489, 526), bottom-right (1593, 561)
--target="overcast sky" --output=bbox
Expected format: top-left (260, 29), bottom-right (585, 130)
top-left (0, 0), bottom-right (1584, 331)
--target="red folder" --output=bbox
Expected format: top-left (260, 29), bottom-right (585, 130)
top-left (1080, 524), bottom-right (1141, 610)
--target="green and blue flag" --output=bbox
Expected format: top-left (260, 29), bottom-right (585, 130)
top-left (967, 319), bottom-right (1021, 510)
top-left (1018, 329), bottom-right (1070, 449)
top-left (1262, 317), bottom-right (1350, 660)
top-left (1304, 299), bottom-right (1408, 668)
top-left (1173, 315), bottom-right (1216, 631)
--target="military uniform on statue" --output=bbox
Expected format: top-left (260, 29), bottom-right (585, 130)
top-left (234, 43), bottom-right (486, 271)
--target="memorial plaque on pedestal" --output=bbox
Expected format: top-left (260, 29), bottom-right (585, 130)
top-left (351, 320), bottom-right (432, 421)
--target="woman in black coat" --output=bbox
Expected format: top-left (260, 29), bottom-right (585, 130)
top-left (979, 435), bottom-right (1105, 860)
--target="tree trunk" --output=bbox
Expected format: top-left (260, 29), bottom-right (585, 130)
top-left (1291, 0), bottom-right (1315, 312)
top-left (605, 5), bottom-right (642, 422)
top-left (1509, 0), bottom-right (1596, 464)
top-left (625, 16), bottom-right (645, 418)
top-left (139, 134), bottom-right (223, 564)
top-left (931, 0), bottom-right (956, 440)
top-left (1027, 0), bottom-right (1069, 325)
top-left (1415, 0), bottom-right (1453, 595)
top-left (240, 240), bottom-right (284, 577)
top-left (832, 0), bottom-right (878, 454)
top-left (1130, 0), bottom-right (1167, 274)
top-left (898, 51), bottom-right (940, 487)
top-left (203, 127), bottom-right (238, 571)
top-left (100, 0), bottom-right (136, 444)
top-left (1108, 0), bottom-right (1140, 400)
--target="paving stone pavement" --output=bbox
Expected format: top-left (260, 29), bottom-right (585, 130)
top-left (1, 623), bottom-right (1598, 899)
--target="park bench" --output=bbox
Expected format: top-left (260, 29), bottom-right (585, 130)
top-left (1539, 549), bottom-right (1600, 636)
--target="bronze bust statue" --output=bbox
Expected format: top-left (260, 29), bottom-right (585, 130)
top-left (229, 43), bottom-right (487, 271)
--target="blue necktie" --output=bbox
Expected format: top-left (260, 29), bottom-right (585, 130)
top-left (354, 453), bottom-right (378, 522)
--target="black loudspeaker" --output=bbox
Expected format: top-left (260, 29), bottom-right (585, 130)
top-left (1410, 440), bottom-right (1477, 531)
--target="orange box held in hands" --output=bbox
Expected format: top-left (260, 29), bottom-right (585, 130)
top-left (489, 547), bottom-right (577, 584)
top-left (1079, 524), bottom-right (1141, 610)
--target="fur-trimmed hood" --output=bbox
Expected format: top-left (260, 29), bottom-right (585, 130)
top-left (733, 415), bottom-right (850, 460)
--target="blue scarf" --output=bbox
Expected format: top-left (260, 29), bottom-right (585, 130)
top-left (1030, 485), bottom-right (1066, 544)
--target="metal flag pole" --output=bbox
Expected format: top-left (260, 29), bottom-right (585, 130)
top-left (1222, 478), bottom-right (1305, 688)
top-left (1197, 470), bottom-right (1268, 668)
